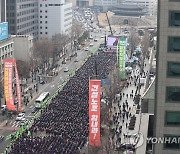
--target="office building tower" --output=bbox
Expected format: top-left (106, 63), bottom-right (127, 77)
top-left (154, 0), bottom-right (180, 154)
top-left (38, 0), bottom-right (72, 39)
top-left (0, 0), bottom-right (6, 22)
top-left (6, 0), bottom-right (38, 39)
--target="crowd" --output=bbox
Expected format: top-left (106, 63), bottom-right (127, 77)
top-left (109, 58), bottom-right (149, 151)
top-left (9, 52), bottom-right (116, 154)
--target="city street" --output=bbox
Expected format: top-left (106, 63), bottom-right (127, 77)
top-left (0, 32), bottom-right (105, 153)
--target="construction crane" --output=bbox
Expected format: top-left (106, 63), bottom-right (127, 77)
top-left (105, 11), bottom-right (113, 36)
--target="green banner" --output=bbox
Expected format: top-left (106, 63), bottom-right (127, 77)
top-left (119, 37), bottom-right (126, 79)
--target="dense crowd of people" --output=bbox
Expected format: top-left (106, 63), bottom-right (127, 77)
top-left (9, 52), bottom-right (116, 154)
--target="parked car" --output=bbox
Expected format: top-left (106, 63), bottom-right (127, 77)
top-left (16, 113), bottom-right (25, 121)
top-left (64, 67), bottom-right (69, 72)
top-left (84, 47), bottom-right (89, 51)
top-left (40, 80), bottom-right (46, 85)
top-left (1, 105), bottom-right (7, 111)
top-left (74, 58), bottom-right (78, 62)
top-left (89, 43), bottom-right (93, 47)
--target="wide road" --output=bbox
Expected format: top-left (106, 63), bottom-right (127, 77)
top-left (0, 31), bottom-right (105, 153)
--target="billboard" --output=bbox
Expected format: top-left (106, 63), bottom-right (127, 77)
top-left (4, 59), bottom-right (16, 111)
top-left (0, 22), bottom-right (8, 41)
top-left (89, 80), bottom-right (101, 147)
top-left (107, 36), bottom-right (119, 53)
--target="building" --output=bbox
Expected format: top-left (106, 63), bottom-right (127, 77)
top-left (76, 0), bottom-right (93, 7)
top-left (0, 37), bottom-right (14, 85)
top-left (94, 0), bottom-right (117, 10)
top-left (154, 0), bottom-right (180, 154)
top-left (12, 35), bottom-right (33, 63)
top-left (38, 0), bottom-right (72, 39)
top-left (122, 0), bottom-right (157, 16)
top-left (6, 0), bottom-right (39, 39)
top-left (110, 4), bottom-right (147, 17)
top-left (0, 0), bottom-right (6, 22)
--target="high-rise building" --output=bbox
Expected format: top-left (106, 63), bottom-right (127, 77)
top-left (38, 0), bottom-right (72, 39)
top-left (0, 0), bottom-right (6, 22)
top-left (6, 0), bottom-right (39, 39)
top-left (154, 0), bottom-right (180, 154)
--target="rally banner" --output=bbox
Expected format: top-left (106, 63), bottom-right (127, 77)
top-left (4, 59), bottom-right (16, 111)
top-left (89, 80), bottom-right (101, 147)
top-left (14, 59), bottom-right (22, 111)
top-left (119, 37), bottom-right (126, 79)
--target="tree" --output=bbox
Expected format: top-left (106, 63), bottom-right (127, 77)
top-left (52, 33), bottom-right (70, 57)
top-left (129, 27), bottom-right (141, 58)
top-left (16, 60), bottom-right (31, 78)
top-left (69, 20), bottom-right (83, 52)
top-left (33, 37), bottom-right (53, 70)
top-left (141, 29), bottom-right (150, 58)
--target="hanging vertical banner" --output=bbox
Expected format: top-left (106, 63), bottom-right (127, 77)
top-left (14, 59), bottom-right (22, 112)
top-left (4, 59), bottom-right (16, 111)
top-left (89, 80), bottom-right (101, 147)
top-left (119, 37), bottom-right (126, 79)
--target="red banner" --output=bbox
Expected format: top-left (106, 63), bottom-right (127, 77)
top-left (89, 80), bottom-right (101, 147)
top-left (14, 59), bottom-right (22, 111)
top-left (4, 59), bottom-right (16, 111)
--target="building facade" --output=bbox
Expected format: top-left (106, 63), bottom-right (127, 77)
top-left (154, 0), bottom-right (180, 154)
top-left (12, 35), bottom-right (33, 63)
top-left (76, 0), bottom-right (93, 7)
top-left (6, 0), bottom-right (38, 39)
top-left (122, 0), bottom-right (157, 16)
top-left (38, 0), bottom-right (72, 39)
top-left (0, 37), bottom-right (14, 85)
top-left (0, 0), bottom-right (6, 22)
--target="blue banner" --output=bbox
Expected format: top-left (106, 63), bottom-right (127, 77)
top-left (0, 22), bottom-right (8, 41)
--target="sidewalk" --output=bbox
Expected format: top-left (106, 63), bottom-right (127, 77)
top-left (110, 57), bottom-right (150, 153)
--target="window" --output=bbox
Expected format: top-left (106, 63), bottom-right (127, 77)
top-left (40, 4), bottom-right (42, 7)
top-left (45, 21), bottom-right (48, 24)
top-left (169, 11), bottom-right (180, 26)
top-left (45, 16), bottom-right (47, 18)
top-left (168, 37), bottom-right (180, 52)
top-left (45, 27), bottom-right (48, 29)
top-left (165, 111), bottom-right (180, 125)
top-left (166, 87), bottom-right (180, 102)
top-left (45, 32), bottom-right (48, 35)
top-left (40, 32), bottom-right (42, 34)
top-left (164, 135), bottom-right (180, 149)
top-left (167, 62), bottom-right (180, 77)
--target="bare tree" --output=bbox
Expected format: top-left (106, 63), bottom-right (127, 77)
top-left (69, 20), bottom-right (83, 53)
top-left (141, 29), bottom-right (150, 58)
top-left (129, 27), bottom-right (141, 58)
top-left (52, 33), bottom-right (70, 58)
top-left (33, 37), bottom-right (53, 71)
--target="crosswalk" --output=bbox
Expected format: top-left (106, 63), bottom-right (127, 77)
top-left (8, 119), bottom-right (29, 128)
top-left (9, 121), bottom-right (21, 128)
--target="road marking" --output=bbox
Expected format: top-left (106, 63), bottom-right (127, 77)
top-left (29, 105), bottom-right (33, 109)
top-left (12, 123), bottom-right (16, 127)
top-left (12, 121), bottom-right (16, 125)
top-left (9, 121), bottom-right (13, 124)
top-left (26, 116), bottom-right (33, 118)
top-left (28, 113), bottom-right (32, 116)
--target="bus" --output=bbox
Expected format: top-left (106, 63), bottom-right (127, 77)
top-left (35, 92), bottom-right (50, 108)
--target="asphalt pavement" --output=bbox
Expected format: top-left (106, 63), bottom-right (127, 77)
top-left (0, 31), bottom-right (105, 153)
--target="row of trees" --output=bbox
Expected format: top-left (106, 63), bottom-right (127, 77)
top-left (17, 20), bottom-right (90, 78)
